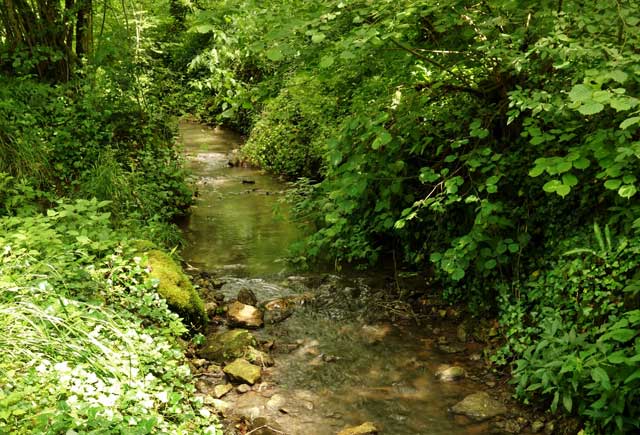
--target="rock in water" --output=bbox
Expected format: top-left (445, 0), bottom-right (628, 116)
top-left (435, 365), bottom-right (467, 381)
top-left (237, 288), bottom-right (258, 306)
top-left (213, 383), bottom-right (233, 398)
top-left (451, 392), bottom-right (507, 421)
top-left (245, 346), bottom-right (275, 367)
top-left (227, 301), bottom-right (264, 328)
top-left (223, 358), bottom-right (262, 385)
top-left (198, 329), bottom-right (256, 362)
top-left (337, 422), bottom-right (379, 435)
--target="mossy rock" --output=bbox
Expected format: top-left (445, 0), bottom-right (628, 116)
top-left (198, 329), bottom-right (256, 362)
top-left (143, 249), bottom-right (206, 327)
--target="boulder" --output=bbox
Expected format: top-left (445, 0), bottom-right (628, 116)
top-left (224, 358), bottom-right (262, 385)
top-left (227, 301), bottom-right (264, 328)
top-left (237, 288), bottom-right (258, 306)
top-left (198, 329), bottom-right (256, 362)
top-left (451, 392), bottom-right (507, 421)
top-left (435, 365), bottom-right (467, 382)
top-left (142, 249), bottom-right (206, 325)
top-left (337, 422), bottom-right (379, 435)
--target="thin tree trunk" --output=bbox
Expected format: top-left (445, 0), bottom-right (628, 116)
top-left (76, 0), bottom-right (92, 59)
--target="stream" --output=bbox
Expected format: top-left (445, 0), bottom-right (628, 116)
top-left (178, 122), bottom-right (537, 435)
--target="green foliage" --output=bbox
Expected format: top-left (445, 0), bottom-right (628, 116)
top-left (171, 0), bottom-right (640, 431)
top-left (0, 198), bottom-right (219, 434)
top-left (496, 224), bottom-right (640, 434)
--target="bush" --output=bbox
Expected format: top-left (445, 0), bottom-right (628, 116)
top-left (0, 198), bottom-right (219, 434)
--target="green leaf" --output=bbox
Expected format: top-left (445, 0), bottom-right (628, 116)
top-left (372, 131), bottom-right (392, 150)
top-left (311, 33), bottom-right (326, 43)
top-left (605, 328), bottom-right (637, 342)
top-left (619, 184), bottom-right (637, 198)
top-left (620, 116), bottom-right (640, 129)
top-left (572, 157), bottom-right (591, 170)
top-left (568, 84), bottom-right (592, 103)
top-left (266, 48), bottom-right (284, 61)
top-left (578, 102), bottom-right (604, 115)
top-left (319, 56), bottom-right (335, 68)
top-left (484, 259), bottom-right (497, 270)
top-left (529, 165), bottom-right (545, 177)
top-left (556, 184), bottom-right (570, 197)
top-left (604, 179), bottom-right (622, 190)
top-left (609, 70), bottom-right (628, 84)
top-left (562, 394), bottom-right (573, 412)
top-left (543, 180), bottom-right (561, 193)
top-left (591, 367), bottom-right (611, 390)
top-left (610, 98), bottom-right (633, 111)
top-left (562, 173), bottom-right (578, 187)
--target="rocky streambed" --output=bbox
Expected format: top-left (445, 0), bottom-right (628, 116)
top-left (182, 272), bottom-right (562, 435)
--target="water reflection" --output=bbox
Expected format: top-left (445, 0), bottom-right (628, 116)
top-left (178, 122), bottom-right (303, 276)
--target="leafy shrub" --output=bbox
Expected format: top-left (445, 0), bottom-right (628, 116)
top-left (0, 198), bottom-right (219, 434)
top-left (497, 224), bottom-right (640, 434)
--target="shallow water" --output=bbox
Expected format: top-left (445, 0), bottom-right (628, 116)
top-left (178, 122), bottom-right (302, 276)
top-left (179, 121), bottom-right (512, 435)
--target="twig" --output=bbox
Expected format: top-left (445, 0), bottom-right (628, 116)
top-left (389, 37), bottom-right (474, 88)
top-left (246, 425), bottom-right (287, 435)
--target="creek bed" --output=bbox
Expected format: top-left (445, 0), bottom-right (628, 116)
top-left (178, 121), bottom-right (534, 435)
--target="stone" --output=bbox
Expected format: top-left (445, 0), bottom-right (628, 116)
top-left (245, 346), bottom-right (275, 367)
top-left (262, 297), bottom-right (296, 324)
top-left (204, 302), bottom-right (218, 317)
top-left (237, 384), bottom-right (251, 393)
top-left (227, 301), bottom-right (264, 328)
top-left (337, 422), bottom-right (379, 435)
top-left (435, 365), bottom-right (467, 381)
top-left (208, 398), bottom-right (232, 414)
top-left (457, 324), bottom-right (467, 342)
top-left (266, 393), bottom-right (286, 411)
top-left (451, 392), bottom-right (507, 421)
top-left (361, 324), bottom-right (392, 344)
top-left (237, 288), bottom-right (258, 306)
top-left (198, 329), bottom-right (256, 362)
top-left (142, 249), bottom-right (207, 325)
top-left (437, 342), bottom-right (466, 354)
top-left (544, 421), bottom-right (555, 434)
top-left (224, 358), bottom-right (262, 385)
top-left (213, 383), bottom-right (233, 399)
top-left (531, 420), bottom-right (545, 433)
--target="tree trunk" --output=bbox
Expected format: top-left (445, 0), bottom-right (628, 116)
top-left (76, 0), bottom-right (93, 60)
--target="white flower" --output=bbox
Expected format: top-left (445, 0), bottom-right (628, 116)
top-left (156, 391), bottom-right (169, 403)
top-left (199, 408), bottom-right (211, 418)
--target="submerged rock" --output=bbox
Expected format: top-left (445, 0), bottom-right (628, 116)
top-left (224, 358), bottom-right (262, 385)
top-left (227, 301), bottom-right (264, 328)
top-left (245, 346), bottom-right (275, 367)
top-left (237, 288), bottom-right (258, 306)
top-left (451, 392), bottom-right (507, 421)
top-left (435, 365), bottom-right (467, 381)
top-left (337, 422), bottom-right (379, 435)
top-left (213, 383), bottom-right (233, 399)
top-left (262, 297), bottom-right (296, 324)
top-left (199, 329), bottom-right (256, 362)
top-left (142, 249), bottom-right (207, 326)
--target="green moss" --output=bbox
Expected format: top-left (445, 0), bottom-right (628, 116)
top-left (143, 249), bottom-right (206, 326)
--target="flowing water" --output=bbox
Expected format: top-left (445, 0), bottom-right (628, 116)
top-left (178, 121), bottom-right (518, 435)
